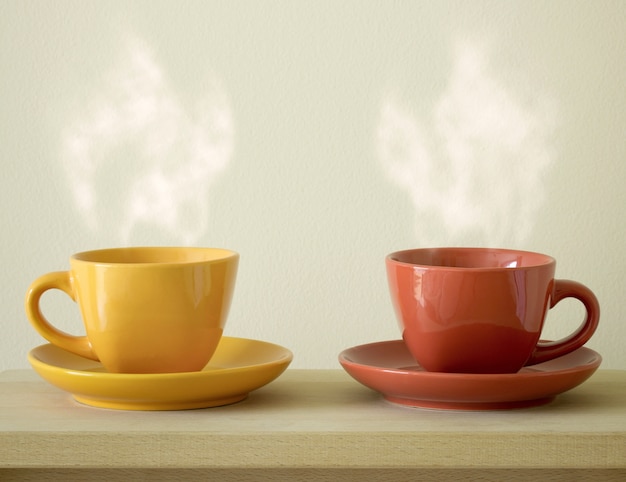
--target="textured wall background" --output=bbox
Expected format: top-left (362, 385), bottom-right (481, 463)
top-left (2, 0), bottom-right (624, 370)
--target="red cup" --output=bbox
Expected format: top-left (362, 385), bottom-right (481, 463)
top-left (386, 247), bottom-right (600, 374)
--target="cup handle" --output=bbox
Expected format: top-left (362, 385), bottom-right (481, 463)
top-left (526, 279), bottom-right (600, 366)
top-left (25, 271), bottom-right (98, 361)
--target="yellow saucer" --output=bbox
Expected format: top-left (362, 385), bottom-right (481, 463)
top-left (28, 337), bottom-right (293, 410)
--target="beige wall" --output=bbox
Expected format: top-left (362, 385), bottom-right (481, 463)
top-left (2, 0), bottom-right (624, 370)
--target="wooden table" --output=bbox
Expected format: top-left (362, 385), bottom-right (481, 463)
top-left (1, 369), bottom-right (625, 481)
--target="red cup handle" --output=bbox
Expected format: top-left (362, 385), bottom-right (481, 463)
top-left (526, 279), bottom-right (600, 366)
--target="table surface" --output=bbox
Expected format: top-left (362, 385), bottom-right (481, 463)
top-left (1, 368), bottom-right (625, 478)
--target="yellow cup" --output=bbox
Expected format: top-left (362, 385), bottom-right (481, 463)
top-left (25, 247), bottom-right (239, 374)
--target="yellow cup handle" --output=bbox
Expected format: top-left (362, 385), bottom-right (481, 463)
top-left (25, 271), bottom-right (98, 361)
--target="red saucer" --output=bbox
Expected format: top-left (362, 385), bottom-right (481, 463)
top-left (338, 340), bottom-right (601, 410)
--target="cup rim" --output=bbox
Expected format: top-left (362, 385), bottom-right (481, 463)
top-left (70, 246), bottom-right (239, 266)
top-left (386, 247), bottom-right (555, 270)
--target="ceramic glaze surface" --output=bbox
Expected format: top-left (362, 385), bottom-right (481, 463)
top-left (386, 247), bottom-right (600, 373)
top-left (339, 340), bottom-right (601, 410)
top-left (28, 337), bottom-right (293, 410)
top-left (25, 247), bottom-right (239, 374)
